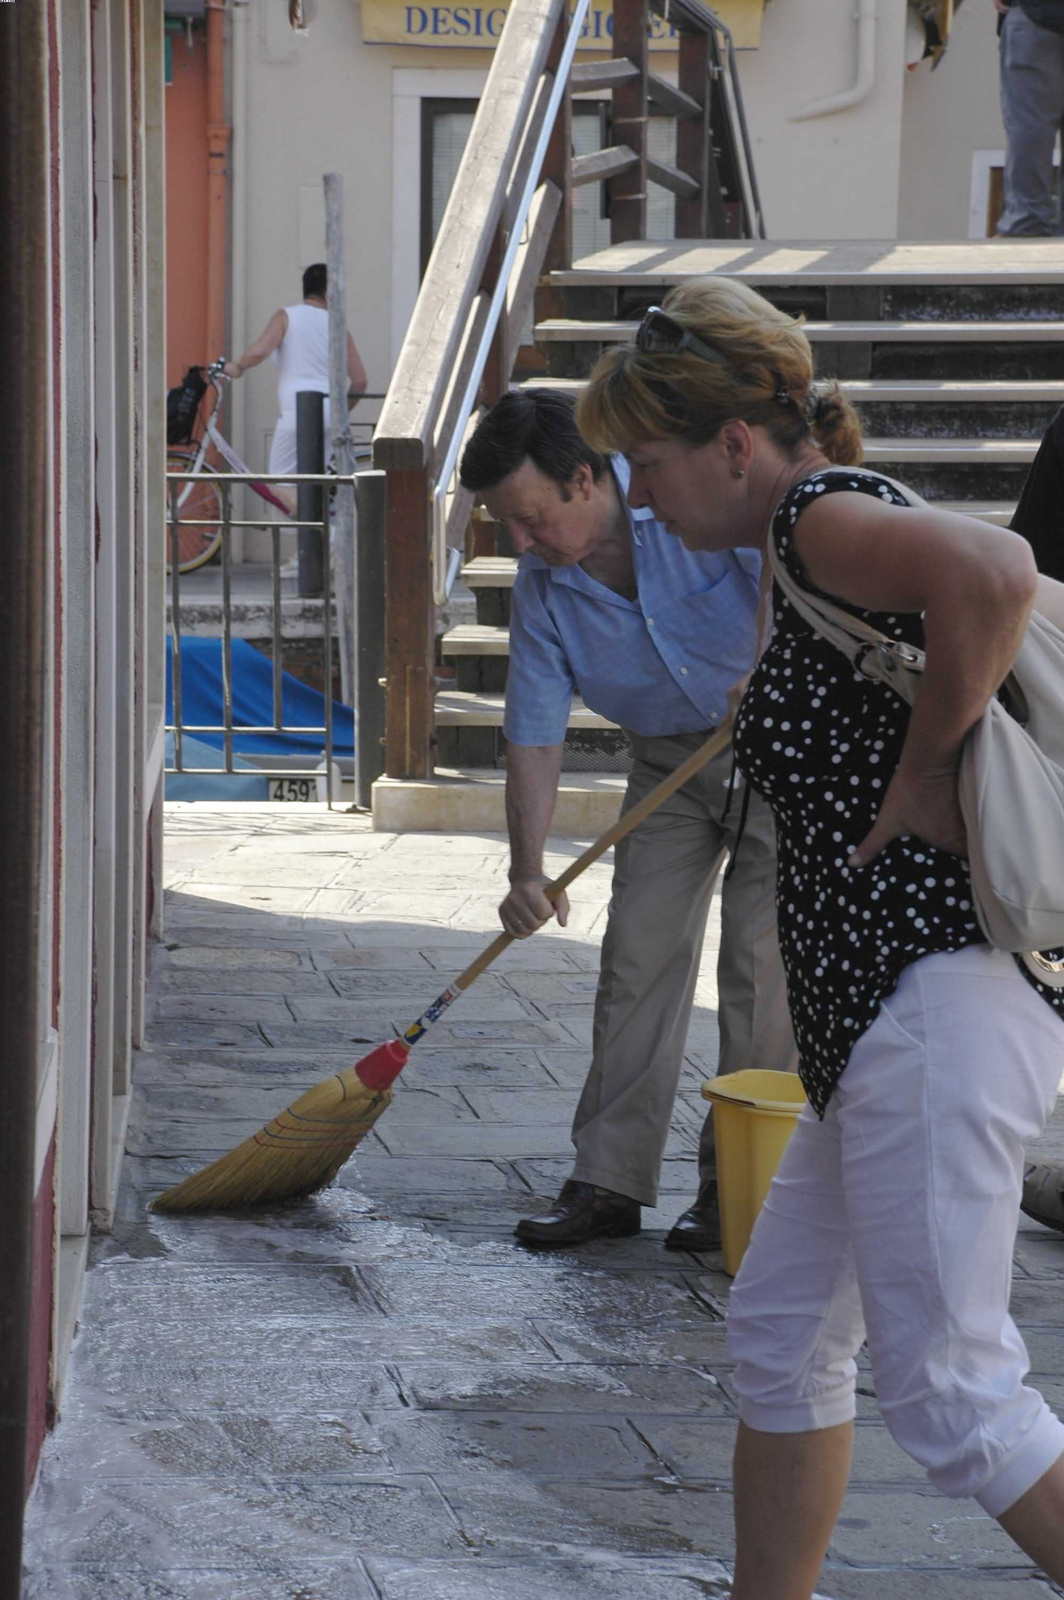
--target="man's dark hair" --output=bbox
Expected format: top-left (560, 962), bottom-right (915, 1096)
top-left (303, 262), bottom-right (327, 299)
top-left (459, 388), bottom-right (609, 494)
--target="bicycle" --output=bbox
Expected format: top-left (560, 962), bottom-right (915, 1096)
top-left (166, 359), bottom-right (292, 575)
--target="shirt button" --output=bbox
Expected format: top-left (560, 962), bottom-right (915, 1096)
top-left (679, 666), bottom-right (689, 676)
top-left (646, 617), bottom-right (655, 626)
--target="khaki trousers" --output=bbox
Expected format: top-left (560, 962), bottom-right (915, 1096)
top-left (570, 730), bottom-right (797, 1207)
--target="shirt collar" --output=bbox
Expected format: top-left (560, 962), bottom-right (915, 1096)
top-left (609, 454), bottom-right (655, 545)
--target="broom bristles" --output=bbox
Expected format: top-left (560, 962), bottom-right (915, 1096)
top-left (150, 1068), bottom-right (393, 1214)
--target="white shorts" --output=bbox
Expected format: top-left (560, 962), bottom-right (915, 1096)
top-left (268, 400), bottom-right (333, 481)
top-left (728, 945), bottom-right (1064, 1515)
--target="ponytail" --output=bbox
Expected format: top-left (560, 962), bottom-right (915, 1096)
top-left (808, 381), bottom-right (863, 466)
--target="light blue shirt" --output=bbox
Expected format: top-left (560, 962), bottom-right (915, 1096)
top-left (503, 457), bottom-right (761, 746)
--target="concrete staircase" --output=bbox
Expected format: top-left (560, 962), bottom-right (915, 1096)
top-left (373, 240), bottom-right (1064, 833)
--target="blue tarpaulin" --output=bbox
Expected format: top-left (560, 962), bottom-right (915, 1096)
top-left (164, 731), bottom-right (269, 801)
top-left (166, 636), bottom-right (354, 757)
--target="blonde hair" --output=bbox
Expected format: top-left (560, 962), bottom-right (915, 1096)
top-left (576, 277), bottom-right (863, 467)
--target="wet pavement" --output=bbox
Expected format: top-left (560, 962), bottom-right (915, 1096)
top-left (22, 803), bottom-right (1064, 1598)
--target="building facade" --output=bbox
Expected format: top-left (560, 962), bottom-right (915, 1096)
top-left (168, 0), bottom-right (1011, 520)
top-left (4, 0), bottom-right (166, 1571)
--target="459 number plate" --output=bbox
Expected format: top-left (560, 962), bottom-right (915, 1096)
top-left (268, 777), bottom-right (318, 802)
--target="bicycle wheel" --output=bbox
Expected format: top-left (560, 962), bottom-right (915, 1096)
top-left (166, 452), bottom-right (223, 574)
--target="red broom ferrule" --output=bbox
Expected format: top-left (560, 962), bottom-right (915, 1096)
top-left (354, 1038), bottom-right (410, 1090)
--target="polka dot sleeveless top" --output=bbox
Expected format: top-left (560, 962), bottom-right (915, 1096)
top-left (734, 468), bottom-right (1064, 1116)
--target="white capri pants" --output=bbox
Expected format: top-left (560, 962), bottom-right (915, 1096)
top-left (728, 945), bottom-right (1064, 1515)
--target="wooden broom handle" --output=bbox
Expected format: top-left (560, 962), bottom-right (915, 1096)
top-left (452, 724), bottom-right (733, 993)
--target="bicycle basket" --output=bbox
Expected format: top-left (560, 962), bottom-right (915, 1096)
top-left (166, 366), bottom-right (208, 446)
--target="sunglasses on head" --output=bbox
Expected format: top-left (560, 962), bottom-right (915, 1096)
top-left (635, 306), bottom-right (727, 367)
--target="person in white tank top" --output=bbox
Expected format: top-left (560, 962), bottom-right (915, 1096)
top-left (224, 262), bottom-right (368, 514)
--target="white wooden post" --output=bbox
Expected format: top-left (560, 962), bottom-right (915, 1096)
top-left (325, 172), bottom-right (356, 710)
top-left (58, 0), bottom-right (98, 1240)
top-left (91, 0), bottom-right (118, 1215)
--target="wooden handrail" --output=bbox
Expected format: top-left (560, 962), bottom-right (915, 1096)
top-left (374, 0), bottom-right (566, 472)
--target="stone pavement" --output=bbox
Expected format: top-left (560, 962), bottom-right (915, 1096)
top-left (22, 804), bottom-right (1064, 1599)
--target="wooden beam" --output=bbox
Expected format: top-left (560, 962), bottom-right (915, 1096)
top-left (501, 70), bottom-right (556, 240)
top-left (506, 181), bottom-right (562, 372)
top-left (675, 30), bottom-right (709, 235)
top-left (533, 4), bottom-right (574, 343)
top-left (446, 482), bottom-right (477, 549)
top-left (431, 290), bottom-right (492, 482)
top-left (384, 467), bottom-right (435, 779)
top-left (646, 156), bottom-right (700, 200)
top-left (481, 221), bottom-right (508, 415)
top-left (374, 0), bottom-right (566, 470)
top-left (573, 144), bottom-right (639, 187)
top-left (570, 58), bottom-right (640, 92)
top-left (647, 72), bottom-right (701, 119)
top-left (609, 0), bottom-right (648, 243)
top-left (705, 32), bottom-right (738, 236)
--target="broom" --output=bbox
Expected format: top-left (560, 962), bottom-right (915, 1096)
top-left (151, 723), bottom-right (732, 1213)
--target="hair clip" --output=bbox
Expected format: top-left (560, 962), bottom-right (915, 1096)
top-left (775, 385), bottom-right (792, 407)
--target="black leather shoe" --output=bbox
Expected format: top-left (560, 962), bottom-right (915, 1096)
top-left (665, 1180), bottom-right (721, 1251)
top-left (1022, 1162), bottom-right (1064, 1233)
top-left (515, 1179), bottom-right (640, 1248)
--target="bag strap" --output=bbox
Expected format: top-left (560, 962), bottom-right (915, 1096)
top-left (765, 481), bottom-right (926, 709)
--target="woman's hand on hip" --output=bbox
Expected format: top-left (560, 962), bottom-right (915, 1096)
top-left (849, 764), bottom-right (968, 869)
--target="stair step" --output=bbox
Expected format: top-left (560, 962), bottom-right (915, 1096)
top-left (372, 768), bottom-right (626, 834)
top-left (441, 623), bottom-right (510, 655)
top-left (462, 556), bottom-right (521, 588)
top-left (548, 238), bottom-right (1064, 288)
top-left (462, 557), bottom-right (518, 588)
top-left (518, 375), bottom-right (1064, 405)
top-left (842, 380), bottom-right (1064, 403)
top-left (435, 689), bottom-right (615, 729)
top-left (939, 500), bottom-right (1016, 524)
top-left (535, 318), bottom-right (1064, 345)
top-left (863, 438), bottom-right (1036, 464)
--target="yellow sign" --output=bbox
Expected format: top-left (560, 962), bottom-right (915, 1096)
top-left (361, 0), bottom-right (763, 51)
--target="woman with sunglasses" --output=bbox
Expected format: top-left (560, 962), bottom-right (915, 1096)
top-left (577, 278), bottom-right (1064, 1597)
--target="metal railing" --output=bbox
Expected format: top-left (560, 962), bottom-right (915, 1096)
top-left (166, 468), bottom-right (340, 804)
top-left (429, 0), bottom-right (592, 609)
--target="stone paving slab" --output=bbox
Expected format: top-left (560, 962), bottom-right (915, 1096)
top-left (357, 1262), bottom-right (713, 1324)
top-left (371, 1409), bottom-right (658, 1477)
top-left (436, 1475), bottom-right (736, 1556)
top-left (260, 1017), bottom-right (571, 1050)
top-left (390, 1362), bottom-right (733, 1414)
top-left (34, 1403), bottom-right (392, 1479)
top-left (365, 1558), bottom-right (735, 1600)
top-left (284, 992), bottom-right (534, 1024)
top-left (24, 805), bottom-right (1064, 1598)
top-left (29, 1476), bottom-right (467, 1565)
top-left (158, 966), bottom-right (335, 995)
top-left (24, 1563), bottom-right (381, 1599)
top-left (67, 1353), bottom-right (404, 1412)
top-left (816, 1576), bottom-right (1058, 1600)
top-left (164, 943), bottom-right (309, 968)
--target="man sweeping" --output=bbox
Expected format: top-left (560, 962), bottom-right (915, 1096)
top-left (459, 389), bottom-right (797, 1251)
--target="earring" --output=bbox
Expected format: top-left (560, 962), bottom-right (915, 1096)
top-left (732, 468), bottom-right (745, 479)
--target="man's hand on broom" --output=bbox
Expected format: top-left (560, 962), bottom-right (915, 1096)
top-left (499, 876), bottom-right (569, 939)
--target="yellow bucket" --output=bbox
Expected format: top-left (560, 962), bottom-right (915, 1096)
top-left (701, 1069), bottom-right (807, 1276)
